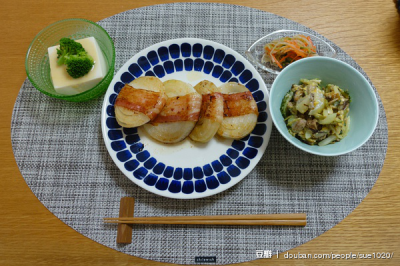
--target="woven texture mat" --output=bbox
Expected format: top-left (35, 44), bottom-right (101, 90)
top-left (11, 3), bottom-right (388, 265)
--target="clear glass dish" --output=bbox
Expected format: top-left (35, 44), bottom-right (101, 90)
top-left (25, 18), bottom-right (115, 102)
top-left (245, 30), bottom-right (336, 75)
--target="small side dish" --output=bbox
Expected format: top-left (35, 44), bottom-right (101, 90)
top-left (262, 35), bottom-right (317, 69)
top-left (245, 30), bottom-right (336, 75)
top-left (281, 79), bottom-right (350, 146)
top-left (48, 37), bottom-right (107, 95)
top-left (26, 18), bottom-right (115, 102)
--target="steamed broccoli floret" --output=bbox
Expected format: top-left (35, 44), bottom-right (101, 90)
top-left (65, 52), bottom-right (94, 79)
top-left (56, 38), bottom-right (85, 65)
top-left (56, 38), bottom-right (94, 78)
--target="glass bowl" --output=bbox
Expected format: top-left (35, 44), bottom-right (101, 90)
top-left (25, 18), bottom-right (115, 102)
top-left (245, 29), bottom-right (336, 75)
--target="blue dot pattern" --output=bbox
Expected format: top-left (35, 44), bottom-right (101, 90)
top-left (106, 41), bottom-right (268, 196)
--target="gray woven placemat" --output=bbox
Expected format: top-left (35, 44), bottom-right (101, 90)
top-left (11, 3), bottom-right (388, 265)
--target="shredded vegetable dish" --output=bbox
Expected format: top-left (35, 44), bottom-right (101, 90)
top-left (262, 35), bottom-right (317, 69)
top-left (281, 79), bottom-right (351, 146)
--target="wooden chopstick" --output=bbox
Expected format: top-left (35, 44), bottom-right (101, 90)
top-left (104, 219), bottom-right (306, 226)
top-left (104, 213), bottom-right (306, 221)
top-left (104, 213), bottom-right (307, 226)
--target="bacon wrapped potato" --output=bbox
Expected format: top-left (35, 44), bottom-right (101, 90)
top-left (143, 80), bottom-right (202, 144)
top-left (217, 82), bottom-right (258, 139)
top-left (189, 80), bottom-right (224, 143)
top-left (114, 76), bottom-right (166, 128)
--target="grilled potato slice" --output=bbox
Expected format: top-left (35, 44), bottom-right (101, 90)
top-left (189, 80), bottom-right (224, 143)
top-left (115, 76), bottom-right (166, 128)
top-left (143, 80), bottom-right (202, 144)
top-left (217, 82), bottom-right (259, 139)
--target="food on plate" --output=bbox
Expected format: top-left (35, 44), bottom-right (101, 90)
top-left (143, 80), bottom-right (202, 144)
top-left (189, 80), bottom-right (224, 143)
top-left (217, 82), bottom-right (259, 139)
top-left (114, 78), bottom-right (260, 143)
top-left (281, 79), bottom-right (350, 146)
top-left (115, 76), bottom-right (166, 128)
top-left (47, 37), bottom-right (107, 95)
top-left (262, 34), bottom-right (317, 69)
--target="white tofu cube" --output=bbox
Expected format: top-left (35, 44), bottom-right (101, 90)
top-left (48, 37), bottom-right (107, 95)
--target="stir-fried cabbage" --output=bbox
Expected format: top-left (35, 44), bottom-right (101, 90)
top-left (281, 79), bottom-right (351, 146)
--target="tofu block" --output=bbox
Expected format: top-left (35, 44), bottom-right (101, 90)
top-left (48, 37), bottom-right (107, 95)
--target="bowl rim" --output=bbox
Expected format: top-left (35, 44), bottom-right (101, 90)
top-left (25, 18), bottom-right (116, 100)
top-left (269, 56), bottom-right (379, 156)
top-left (245, 29), bottom-right (337, 75)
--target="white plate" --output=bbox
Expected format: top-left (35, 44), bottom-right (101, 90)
top-left (101, 38), bottom-right (272, 199)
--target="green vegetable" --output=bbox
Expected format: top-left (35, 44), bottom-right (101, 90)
top-left (280, 90), bottom-right (294, 117)
top-left (56, 38), bottom-right (94, 78)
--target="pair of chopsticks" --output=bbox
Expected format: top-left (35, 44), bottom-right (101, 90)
top-left (104, 213), bottom-right (307, 226)
top-left (108, 198), bottom-right (306, 243)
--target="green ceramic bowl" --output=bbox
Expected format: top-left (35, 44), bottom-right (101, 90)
top-left (25, 18), bottom-right (115, 102)
top-left (269, 56), bottom-right (379, 156)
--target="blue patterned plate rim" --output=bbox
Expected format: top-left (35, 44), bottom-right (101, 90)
top-left (101, 38), bottom-right (272, 199)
